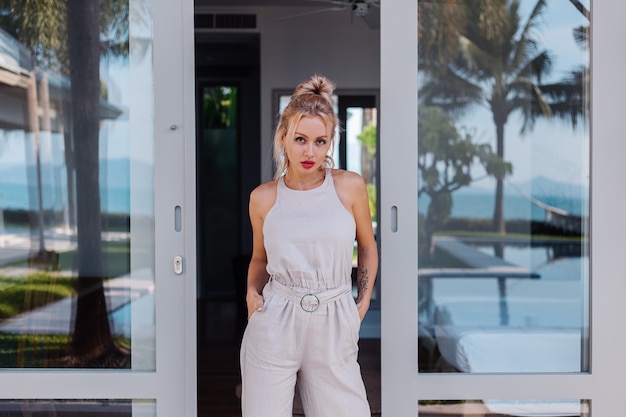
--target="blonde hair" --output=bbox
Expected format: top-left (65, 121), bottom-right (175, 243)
top-left (273, 74), bottom-right (339, 179)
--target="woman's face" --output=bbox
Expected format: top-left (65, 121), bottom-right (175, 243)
top-left (283, 115), bottom-right (331, 174)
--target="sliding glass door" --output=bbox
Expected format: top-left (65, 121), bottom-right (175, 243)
top-left (382, 0), bottom-right (625, 415)
top-left (0, 0), bottom-right (196, 414)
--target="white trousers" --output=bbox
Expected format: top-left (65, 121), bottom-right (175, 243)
top-left (240, 280), bottom-right (370, 417)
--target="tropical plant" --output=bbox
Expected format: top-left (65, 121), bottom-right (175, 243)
top-left (533, 1), bottom-right (589, 131)
top-left (418, 0), bottom-right (506, 77)
top-left (418, 106), bottom-right (510, 256)
top-left (204, 86), bottom-right (238, 129)
top-left (419, 0), bottom-right (587, 238)
top-left (357, 122), bottom-right (376, 157)
top-left (356, 122), bottom-right (377, 219)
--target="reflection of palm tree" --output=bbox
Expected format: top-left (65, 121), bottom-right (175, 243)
top-left (66, 0), bottom-right (116, 364)
top-left (1, 0), bottom-right (135, 365)
top-left (419, 0), bottom-right (561, 235)
top-left (418, 106), bottom-right (510, 255)
top-left (68, 0), bottom-right (152, 366)
top-left (536, 2), bottom-right (589, 132)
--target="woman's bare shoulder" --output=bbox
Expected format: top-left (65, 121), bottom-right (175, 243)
top-left (251, 179), bottom-right (278, 196)
top-left (249, 179), bottom-right (279, 215)
top-left (331, 168), bottom-right (366, 190)
top-left (331, 169), bottom-right (367, 211)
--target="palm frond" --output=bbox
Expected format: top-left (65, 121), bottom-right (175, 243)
top-left (573, 25), bottom-right (589, 50)
top-left (419, 69), bottom-right (484, 115)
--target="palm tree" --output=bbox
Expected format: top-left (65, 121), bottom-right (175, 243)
top-left (419, 0), bottom-right (555, 235)
top-left (418, 0), bottom-right (506, 77)
top-left (532, 2), bottom-right (589, 132)
top-left (418, 106), bottom-right (511, 256)
top-left (65, 0), bottom-right (118, 365)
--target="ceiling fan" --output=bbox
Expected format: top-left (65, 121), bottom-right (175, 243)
top-left (274, 0), bottom-right (380, 30)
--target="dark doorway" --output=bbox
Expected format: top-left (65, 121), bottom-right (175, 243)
top-left (195, 35), bottom-right (382, 417)
top-left (195, 33), bottom-right (260, 303)
top-left (195, 33), bottom-right (260, 416)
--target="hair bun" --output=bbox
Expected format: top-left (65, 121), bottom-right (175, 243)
top-left (293, 74), bottom-right (335, 104)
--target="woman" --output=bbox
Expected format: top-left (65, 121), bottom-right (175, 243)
top-left (240, 74), bottom-right (378, 417)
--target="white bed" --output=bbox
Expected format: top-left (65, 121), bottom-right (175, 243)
top-left (429, 280), bottom-right (586, 416)
top-left (431, 279), bottom-right (586, 372)
top-left (433, 295), bottom-right (585, 374)
top-left (435, 324), bottom-right (582, 373)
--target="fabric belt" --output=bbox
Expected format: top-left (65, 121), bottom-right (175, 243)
top-left (269, 277), bottom-right (352, 312)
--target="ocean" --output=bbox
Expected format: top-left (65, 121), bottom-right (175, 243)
top-left (1, 181), bottom-right (586, 221)
top-left (419, 192), bottom-right (587, 221)
top-left (0, 183), bottom-right (138, 215)
top-left (0, 159), bottom-right (153, 216)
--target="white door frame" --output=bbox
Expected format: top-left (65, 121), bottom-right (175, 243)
top-left (380, 0), bottom-right (626, 414)
top-left (0, 0), bottom-right (197, 415)
top-left (154, 0), bottom-right (197, 414)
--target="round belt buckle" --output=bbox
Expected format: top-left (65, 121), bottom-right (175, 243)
top-left (300, 293), bottom-right (320, 312)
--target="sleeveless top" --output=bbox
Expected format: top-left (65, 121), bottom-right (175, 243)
top-left (263, 169), bottom-right (356, 290)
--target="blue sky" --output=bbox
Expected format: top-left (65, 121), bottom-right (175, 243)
top-left (457, 0), bottom-right (591, 191)
top-left (0, 0), bottom-right (590, 191)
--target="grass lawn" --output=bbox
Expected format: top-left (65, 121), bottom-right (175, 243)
top-left (0, 272), bottom-right (75, 320)
top-left (0, 333), bottom-right (70, 368)
top-left (0, 240), bottom-right (133, 368)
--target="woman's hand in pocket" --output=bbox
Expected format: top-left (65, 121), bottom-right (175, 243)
top-left (246, 291), bottom-right (264, 320)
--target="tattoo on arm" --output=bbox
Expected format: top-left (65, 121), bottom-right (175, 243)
top-left (356, 266), bottom-right (369, 303)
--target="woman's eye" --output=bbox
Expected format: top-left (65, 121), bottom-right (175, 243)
top-left (316, 139), bottom-right (327, 145)
top-left (295, 136), bottom-right (305, 142)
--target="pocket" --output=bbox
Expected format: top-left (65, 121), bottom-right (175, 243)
top-left (248, 308), bottom-right (261, 321)
top-left (248, 282), bottom-right (272, 320)
top-left (248, 287), bottom-right (267, 322)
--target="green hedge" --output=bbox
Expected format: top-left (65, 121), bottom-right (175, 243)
top-left (0, 272), bottom-right (75, 320)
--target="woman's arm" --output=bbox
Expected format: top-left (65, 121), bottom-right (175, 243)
top-left (245, 183), bottom-right (274, 319)
top-left (353, 179), bottom-right (378, 321)
top-left (336, 170), bottom-right (379, 321)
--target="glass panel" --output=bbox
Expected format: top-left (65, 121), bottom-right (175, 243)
top-left (0, 0), bottom-right (155, 369)
top-left (417, 0), bottom-right (590, 373)
top-left (418, 399), bottom-right (589, 417)
top-left (197, 85), bottom-right (239, 298)
top-left (345, 105), bottom-right (379, 315)
top-left (346, 106), bottom-right (377, 228)
top-left (0, 399), bottom-right (155, 416)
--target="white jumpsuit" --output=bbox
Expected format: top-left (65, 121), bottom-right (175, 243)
top-left (240, 170), bottom-right (370, 417)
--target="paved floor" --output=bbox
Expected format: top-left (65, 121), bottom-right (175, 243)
top-left (0, 226), bottom-right (148, 338)
top-left (0, 274), bottom-right (154, 337)
top-left (0, 226), bottom-right (129, 269)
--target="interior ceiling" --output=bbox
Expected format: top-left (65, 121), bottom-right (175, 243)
top-left (195, 0), bottom-right (316, 7)
top-left (194, 0), bottom-right (381, 30)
